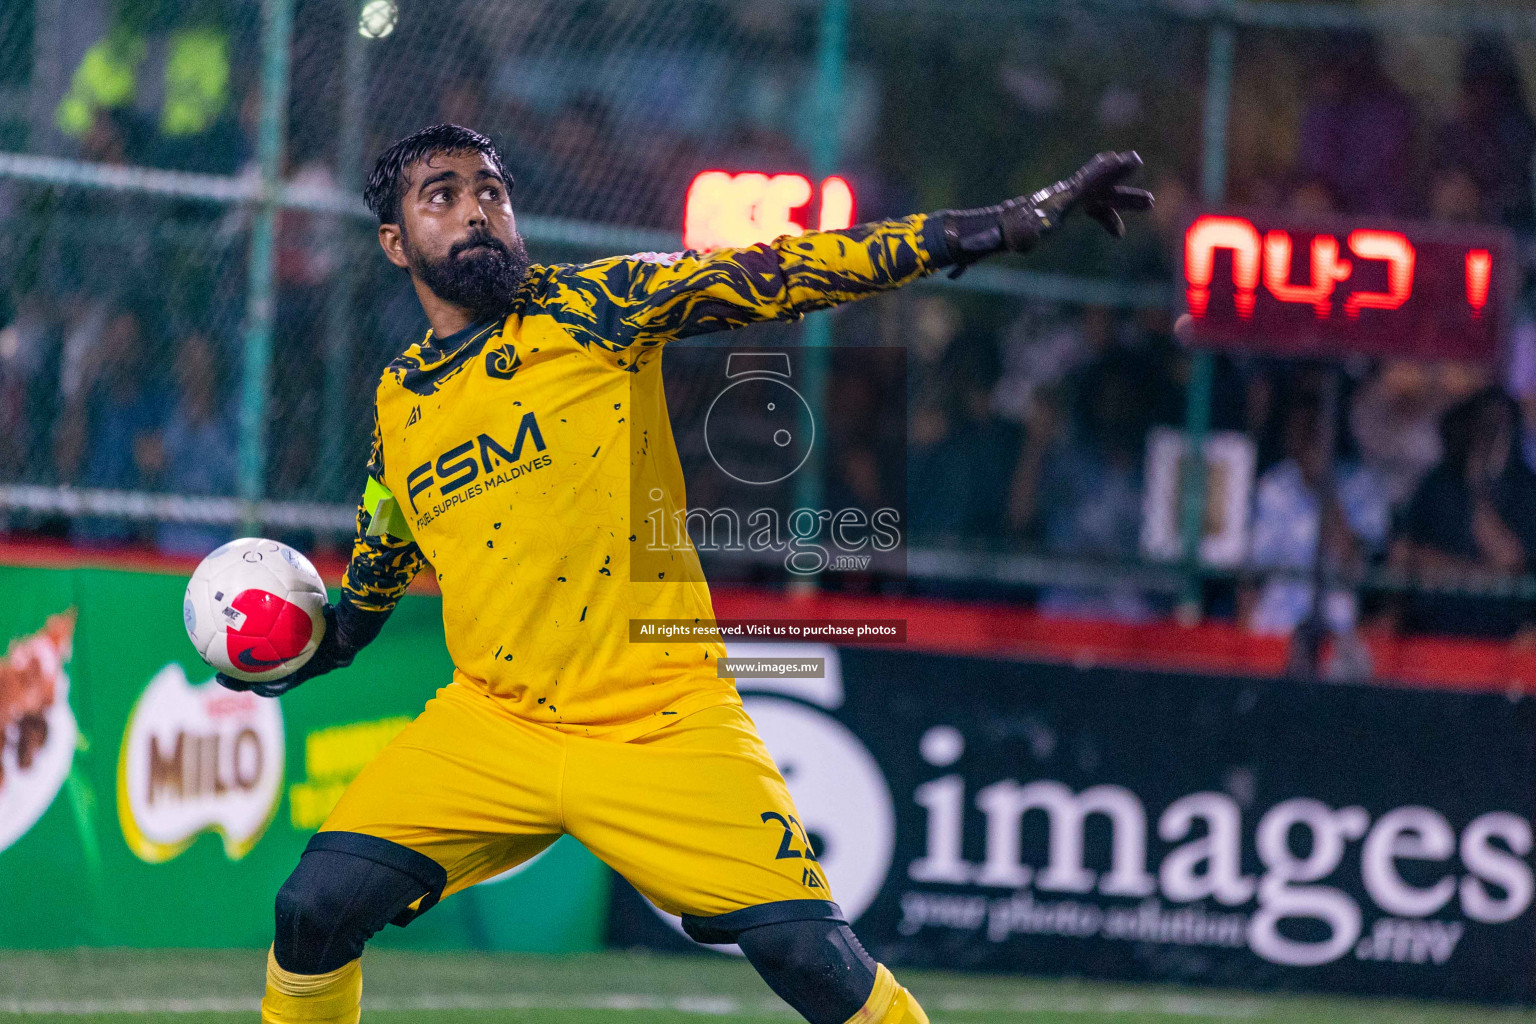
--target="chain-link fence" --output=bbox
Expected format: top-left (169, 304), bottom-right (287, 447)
top-left (7, 0), bottom-right (1536, 655)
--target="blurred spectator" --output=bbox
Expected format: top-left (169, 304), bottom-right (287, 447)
top-left (53, 307), bottom-right (168, 544)
top-left (826, 347), bottom-right (906, 518)
top-left (1118, 170), bottom-right (1193, 282)
top-left (1428, 165), bottom-right (1483, 224)
top-left (520, 95), bottom-right (671, 226)
top-left (155, 333), bottom-right (236, 557)
top-left (1296, 33), bottom-right (1417, 217)
top-left (907, 296), bottom-right (964, 408)
top-left (56, 295), bottom-right (115, 409)
top-left (77, 108), bottom-right (133, 166)
top-left (254, 140), bottom-right (342, 502)
top-left (143, 68), bottom-right (251, 176)
top-left (0, 295), bottom-right (60, 482)
top-left (906, 297), bottom-right (1018, 540)
top-left (1394, 388), bottom-right (1536, 638)
top-left (278, 156), bottom-right (341, 292)
top-left (1347, 115), bottom-right (1489, 512)
top-left (1507, 318), bottom-right (1536, 475)
top-left (1350, 362), bottom-right (1453, 511)
top-left (1020, 351), bottom-right (1157, 621)
top-left (1434, 38), bottom-right (1536, 227)
top-left (1246, 390), bottom-right (1389, 637)
top-left (1286, 174), bottom-right (1342, 216)
top-left (991, 305), bottom-right (1111, 427)
top-left (908, 393), bottom-right (1018, 543)
top-left (57, 18), bottom-right (235, 168)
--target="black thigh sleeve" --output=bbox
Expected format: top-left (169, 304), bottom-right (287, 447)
top-left (272, 831), bottom-right (448, 974)
top-left (736, 917), bottom-right (880, 1024)
top-left (681, 898), bottom-right (844, 945)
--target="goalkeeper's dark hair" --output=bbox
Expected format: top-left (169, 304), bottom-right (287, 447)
top-left (363, 124), bottom-right (512, 225)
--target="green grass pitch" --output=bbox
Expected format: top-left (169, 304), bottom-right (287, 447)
top-left (3, 949), bottom-right (1536, 1024)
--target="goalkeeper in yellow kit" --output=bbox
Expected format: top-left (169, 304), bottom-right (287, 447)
top-left (217, 124), bottom-right (1150, 1024)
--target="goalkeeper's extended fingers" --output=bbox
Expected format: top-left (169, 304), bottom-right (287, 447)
top-left (218, 669), bottom-right (301, 698)
top-left (251, 677), bottom-right (304, 699)
top-left (215, 671), bottom-right (255, 693)
top-left (1086, 204), bottom-right (1126, 238)
top-left (1108, 185), bottom-right (1154, 210)
top-left (1069, 151), bottom-right (1143, 198)
top-left (1084, 187), bottom-right (1154, 237)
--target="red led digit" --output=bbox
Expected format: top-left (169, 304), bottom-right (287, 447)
top-left (1263, 231), bottom-right (1352, 318)
top-left (1343, 230), bottom-right (1416, 319)
top-left (1178, 208), bottom-right (1505, 362)
top-left (684, 170), bottom-right (739, 250)
top-left (1466, 249), bottom-right (1492, 319)
top-left (1185, 215), bottom-right (1262, 318)
top-left (685, 170), bottom-right (851, 250)
top-left (818, 176), bottom-right (855, 231)
top-left (763, 173), bottom-right (814, 236)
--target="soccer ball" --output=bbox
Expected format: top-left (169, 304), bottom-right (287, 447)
top-left (358, 0), bottom-right (397, 39)
top-left (183, 538), bottom-right (327, 684)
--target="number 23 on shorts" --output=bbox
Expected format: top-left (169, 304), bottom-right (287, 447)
top-left (762, 811), bottom-right (828, 890)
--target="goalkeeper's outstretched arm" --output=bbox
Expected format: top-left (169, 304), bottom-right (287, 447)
top-left (542, 151), bottom-right (1152, 357)
top-left (218, 413), bottom-right (426, 698)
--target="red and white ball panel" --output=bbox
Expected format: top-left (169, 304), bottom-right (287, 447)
top-left (183, 538), bottom-right (327, 684)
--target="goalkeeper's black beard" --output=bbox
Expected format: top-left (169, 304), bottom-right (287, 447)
top-left (407, 228), bottom-right (531, 318)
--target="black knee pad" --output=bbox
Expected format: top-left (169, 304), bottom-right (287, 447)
top-left (272, 832), bottom-right (448, 974)
top-left (733, 912), bottom-right (879, 1024)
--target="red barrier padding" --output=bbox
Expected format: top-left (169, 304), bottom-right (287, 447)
top-left (4, 538), bottom-right (1533, 694)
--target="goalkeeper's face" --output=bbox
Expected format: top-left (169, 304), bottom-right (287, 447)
top-left (381, 149), bottom-right (530, 317)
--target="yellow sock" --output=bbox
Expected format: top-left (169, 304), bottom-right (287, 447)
top-left (261, 947), bottom-right (362, 1024)
top-left (842, 964), bottom-right (930, 1024)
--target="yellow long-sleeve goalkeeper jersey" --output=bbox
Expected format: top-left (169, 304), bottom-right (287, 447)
top-left (341, 214), bottom-right (946, 737)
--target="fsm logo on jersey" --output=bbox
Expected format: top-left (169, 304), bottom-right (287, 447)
top-left (406, 412), bottom-right (551, 530)
top-left (117, 663), bottom-right (285, 863)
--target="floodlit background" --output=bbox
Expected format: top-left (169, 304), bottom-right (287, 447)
top-left (7, 1), bottom-right (1536, 1022)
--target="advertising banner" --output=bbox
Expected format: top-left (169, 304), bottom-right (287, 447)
top-left (10, 557), bottom-right (1535, 999)
top-left (0, 564), bottom-right (609, 951)
top-left (610, 648), bottom-right (1536, 1003)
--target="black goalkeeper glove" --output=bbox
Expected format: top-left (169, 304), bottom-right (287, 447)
top-left (939, 151), bottom-right (1154, 275)
top-left (217, 598), bottom-right (382, 698)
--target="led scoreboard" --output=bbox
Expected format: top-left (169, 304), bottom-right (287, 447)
top-left (683, 170), bottom-right (854, 252)
top-left (1180, 211), bottom-right (1514, 363)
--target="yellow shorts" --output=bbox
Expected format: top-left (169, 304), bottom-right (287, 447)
top-left (321, 682), bottom-right (833, 930)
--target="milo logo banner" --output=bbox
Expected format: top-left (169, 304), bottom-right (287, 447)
top-left (609, 650), bottom-right (1536, 1003)
top-left (117, 665), bottom-right (285, 863)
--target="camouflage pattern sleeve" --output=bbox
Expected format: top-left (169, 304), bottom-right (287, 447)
top-left (539, 213), bottom-right (946, 361)
top-left (340, 407), bottom-right (428, 614)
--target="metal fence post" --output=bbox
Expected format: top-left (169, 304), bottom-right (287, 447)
top-left (1178, 2), bottom-right (1235, 617)
top-left (319, 2), bottom-right (371, 499)
top-left (794, 0), bottom-right (849, 579)
top-left (239, 0), bottom-right (295, 530)
top-left (28, 0), bottom-right (64, 155)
